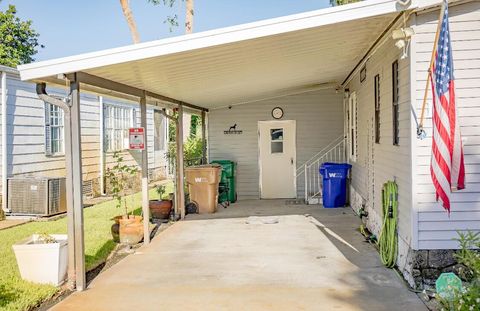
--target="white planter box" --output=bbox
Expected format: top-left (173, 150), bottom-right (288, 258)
top-left (12, 234), bottom-right (68, 286)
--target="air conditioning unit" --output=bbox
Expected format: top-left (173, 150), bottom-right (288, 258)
top-left (7, 177), bottom-right (67, 216)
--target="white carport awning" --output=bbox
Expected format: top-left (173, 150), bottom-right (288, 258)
top-left (18, 0), bottom-right (439, 109)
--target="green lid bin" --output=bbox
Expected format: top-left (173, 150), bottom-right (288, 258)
top-left (210, 160), bottom-right (237, 203)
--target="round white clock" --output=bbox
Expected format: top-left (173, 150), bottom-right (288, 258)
top-left (272, 107), bottom-right (284, 119)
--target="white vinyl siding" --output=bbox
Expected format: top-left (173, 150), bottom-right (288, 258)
top-left (208, 89), bottom-right (343, 199)
top-left (345, 16), bottom-right (412, 254)
top-left (0, 70), bottom-right (167, 194)
top-left (412, 1), bottom-right (480, 249)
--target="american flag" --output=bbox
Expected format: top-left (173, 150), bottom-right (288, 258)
top-left (430, 0), bottom-right (465, 213)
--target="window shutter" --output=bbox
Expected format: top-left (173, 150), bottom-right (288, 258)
top-left (44, 103), bottom-right (52, 156)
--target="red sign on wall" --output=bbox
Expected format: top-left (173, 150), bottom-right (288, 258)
top-left (129, 128), bottom-right (145, 150)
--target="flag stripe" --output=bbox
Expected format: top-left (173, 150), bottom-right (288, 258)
top-left (429, 0), bottom-right (465, 213)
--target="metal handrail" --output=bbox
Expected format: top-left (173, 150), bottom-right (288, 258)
top-left (295, 135), bottom-right (345, 175)
top-left (296, 137), bottom-right (346, 204)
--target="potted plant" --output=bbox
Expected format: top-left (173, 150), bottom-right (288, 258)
top-left (106, 151), bottom-right (143, 245)
top-left (149, 184), bottom-right (173, 219)
top-left (12, 233), bottom-right (68, 286)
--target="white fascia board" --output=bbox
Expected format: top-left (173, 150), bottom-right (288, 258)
top-left (18, 0), bottom-right (417, 82)
top-left (0, 65), bottom-right (19, 75)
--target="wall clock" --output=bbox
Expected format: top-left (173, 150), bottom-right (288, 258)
top-left (272, 107), bottom-right (284, 119)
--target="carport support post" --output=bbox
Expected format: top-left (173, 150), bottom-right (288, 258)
top-left (69, 74), bottom-right (86, 291)
top-left (140, 95), bottom-right (150, 244)
top-left (201, 110), bottom-right (207, 164)
top-left (176, 105), bottom-right (185, 219)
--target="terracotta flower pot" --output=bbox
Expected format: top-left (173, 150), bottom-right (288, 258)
top-left (112, 215), bottom-right (144, 245)
top-left (149, 200), bottom-right (172, 219)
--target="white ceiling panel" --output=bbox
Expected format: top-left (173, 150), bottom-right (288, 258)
top-left (17, 0), bottom-right (432, 109)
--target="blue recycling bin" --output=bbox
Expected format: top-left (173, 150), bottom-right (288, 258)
top-left (319, 162), bottom-right (352, 208)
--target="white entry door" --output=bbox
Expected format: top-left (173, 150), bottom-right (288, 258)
top-left (258, 120), bottom-right (296, 199)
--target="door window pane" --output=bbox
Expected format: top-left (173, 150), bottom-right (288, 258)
top-left (270, 128), bottom-right (283, 153)
top-left (270, 128), bottom-right (283, 141)
top-left (271, 142), bottom-right (283, 153)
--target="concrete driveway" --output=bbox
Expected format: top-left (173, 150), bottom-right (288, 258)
top-left (52, 201), bottom-right (426, 310)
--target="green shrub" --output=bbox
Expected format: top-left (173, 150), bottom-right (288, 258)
top-left (439, 231), bottom-right (480, 310)
top-left (167, 136), bottom-right (204, 166)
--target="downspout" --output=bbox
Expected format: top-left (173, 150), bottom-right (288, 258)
top-left (99, 96), bottom-right (105, 195)
top-left (36, 83), bottom-right (76, 290)
top-left (1, 72), bottom-right (7, 213)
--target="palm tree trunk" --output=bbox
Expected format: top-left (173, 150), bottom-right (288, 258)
top-left (185, 0), bottom-right (194, 34)
top-left (119, 0), bottom-right (141, 44)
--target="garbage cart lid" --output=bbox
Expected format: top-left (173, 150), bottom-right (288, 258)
top-left (185, 164), bottom-right (221, 170)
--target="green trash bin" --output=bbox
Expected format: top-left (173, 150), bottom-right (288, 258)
top-left (210, 160), bottom-right (237, 203)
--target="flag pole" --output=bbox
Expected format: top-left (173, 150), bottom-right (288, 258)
top-left (417, 1), bottom-right (447, 138)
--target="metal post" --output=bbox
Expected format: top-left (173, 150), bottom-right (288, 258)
top-left (176, 105), bottom-right (185, 219)
top-left (140, 95), bottom-right (150, 244)
top-left (36, 83), bottom-right (76, 289)
top-left (1, 72), bottom-right (7, 213)
top-left (69, 75), bottom-right (86, 291)
top-left (64, 102), bottom-right (76, 290)
top-left (201, 110), bottom-right (207, 164)
top-left (99, 96), bottom-right (106, 195)
top-left (304, 163), bottom-right (308, 204)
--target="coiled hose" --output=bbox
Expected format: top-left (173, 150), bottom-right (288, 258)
top-left (378, 181), bottom-right (398, 268)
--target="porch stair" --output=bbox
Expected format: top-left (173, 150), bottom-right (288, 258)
top-left (296, 136), bottom-right (346, 205)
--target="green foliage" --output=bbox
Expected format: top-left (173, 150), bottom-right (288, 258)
top-left (37, 233), bottom-right (57, 244)
top-left (167, 113), bottom-right (204, 165)
top-left (330, 0), bottom-right (361, 6)
top-left (168, 111), bottom-right (178, 142)
top-left (190, 114), bottom-right (200, 138)
top-left (154, 184), bottom-right (167, 200)
top-left (147, 0), bottom-right (180, 32)
top-left (168, 136), bottom-right (203, 166)
top-left (104, 152), bottom-right (139, 215)
top-left (439, 231), bottom-right (480, 310)
top-left (0, 4), bottom-right (43, 67)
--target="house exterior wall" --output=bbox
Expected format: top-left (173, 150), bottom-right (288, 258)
top-left (208, 89), bottom-right (343, 199)
top-left (412, 1), bottom-right (480, 250)
top-left (0, 70), bottom-right (167, 203)
top-left (345, 18), bottom-right (413, 271)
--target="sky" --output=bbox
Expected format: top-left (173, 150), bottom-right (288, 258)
top-left (1, 0), bottom-right (331, 62)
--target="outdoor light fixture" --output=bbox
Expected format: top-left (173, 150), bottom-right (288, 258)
top-left (392, 27), bottom-right (415, 40)
top-left (392, 27), bottom-right (415, 59)
top-left (396, 0), bottom-right (411, 6)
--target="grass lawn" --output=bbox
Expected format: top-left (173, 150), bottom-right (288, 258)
top-left (0, 182), bottom-right (172, 311)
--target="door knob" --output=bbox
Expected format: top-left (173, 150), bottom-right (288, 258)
top-left (291, 158), bottom-right (294, 165)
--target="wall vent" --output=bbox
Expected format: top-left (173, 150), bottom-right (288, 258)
top-left (82, 180), bottom-right (94, 198)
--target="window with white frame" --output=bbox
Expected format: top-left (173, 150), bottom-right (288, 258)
top-left (154, 110), bottom-right (166, 151)
top-left (348, 92), bottom-right (357, 162)
top-left (104, 104), bottom-right (135, 152)
top-left (45, 103), bottom-right (65, 155)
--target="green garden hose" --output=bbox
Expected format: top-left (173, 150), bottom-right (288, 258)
top-left (378, 181), bottom-right (398, 268)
